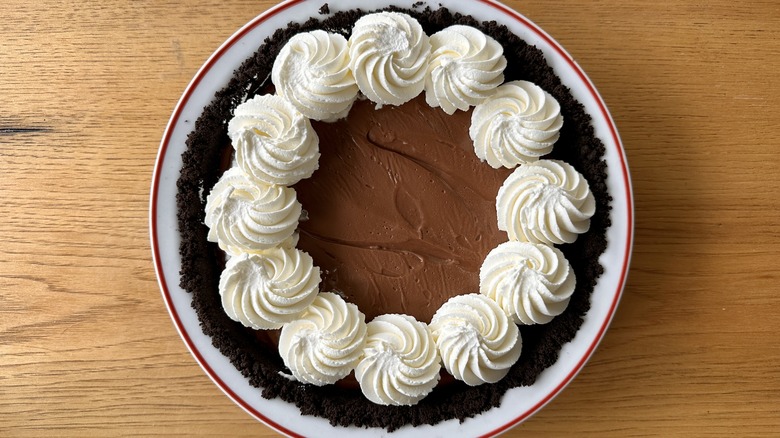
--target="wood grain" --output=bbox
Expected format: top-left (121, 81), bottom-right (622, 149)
top-left (1, 0), bottom-right (779, 436)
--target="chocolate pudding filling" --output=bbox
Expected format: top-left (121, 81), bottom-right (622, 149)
top-left (297, 96), bottom-right (510, 322)
top-left (176, 5), bottom-right (611, 431)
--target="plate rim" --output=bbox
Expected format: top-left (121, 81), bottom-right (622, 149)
top-left (150, 0), bottom-right (634, 436)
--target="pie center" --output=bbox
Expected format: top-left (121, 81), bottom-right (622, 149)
top-left (294, 96), bottom-right (510, 322)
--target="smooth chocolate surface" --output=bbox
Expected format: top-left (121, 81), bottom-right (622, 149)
top-left (296, 96), bottom-right (510, 322)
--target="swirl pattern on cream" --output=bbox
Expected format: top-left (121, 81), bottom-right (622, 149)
top-left (355, 314), bottom-right (441, 406)
top-left (430, 294), bottom-right (521, 386)
top-left (480, 241), bottom-right (575, 325)
top-left (496, 159), bottom-right (595, 245)
top-left (205, 167), bottom-right (301, 255)
top-left (228, 94), bottom-right (320, 185)
top-left (272, 30), bottom-right (359, 122)
top-left (425, 25), bottom-right (506, 115)
top-left (279, 292), bottom-right (368, 385)
top-left (219, 248), bottom-right (320, 330)
top-left (348, 12), bottom-right (430, 106)
top-left (470, 80), bottom-right (563, 168)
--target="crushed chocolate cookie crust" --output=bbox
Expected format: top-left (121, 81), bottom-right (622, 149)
top-left (176, 5), bottom-right (610, 432)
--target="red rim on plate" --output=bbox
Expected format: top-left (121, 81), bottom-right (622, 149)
top-left (150, 1), bottom-right (633, 436)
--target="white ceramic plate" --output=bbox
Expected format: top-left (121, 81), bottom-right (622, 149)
top-left (150, 0), bottom-right (634, 436)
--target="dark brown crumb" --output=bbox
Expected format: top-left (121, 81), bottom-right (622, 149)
top-left (318, 3), bottom-right (330, 15)
top-left (176, 5), bottom-right (611, 432)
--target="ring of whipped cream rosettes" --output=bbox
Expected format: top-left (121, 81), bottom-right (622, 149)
top-left (204, 11), bottom-right (596, 406)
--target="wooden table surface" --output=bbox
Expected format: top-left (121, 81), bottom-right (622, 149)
top-left (2, 0), bottom-right (779, 436)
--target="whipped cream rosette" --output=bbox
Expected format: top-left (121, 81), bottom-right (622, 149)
top-left (425, 25), bottom-right (506, 115)
top-left (272, 30), bottom-right (359, 122)
top-left (279, 292), bottom-right (367, 385)
top-left (481, 241), bottom-right (575, 325)
top-left (204, 167), bottom-right (301, 255)
top-left (348, 12), bottom-right (430, 106)
top-left (228, 94), bottom-right (320, 186)
top-left (430, 294), bottom-right (522, 386)
top-left (355, 314), bottom-right (441, 406)
top-left (219, 248), bottom-right (320, 330)
top-left (497, 159), bottom-right (596, 245)
top-left (471, 80), bottom-right (564, 168)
